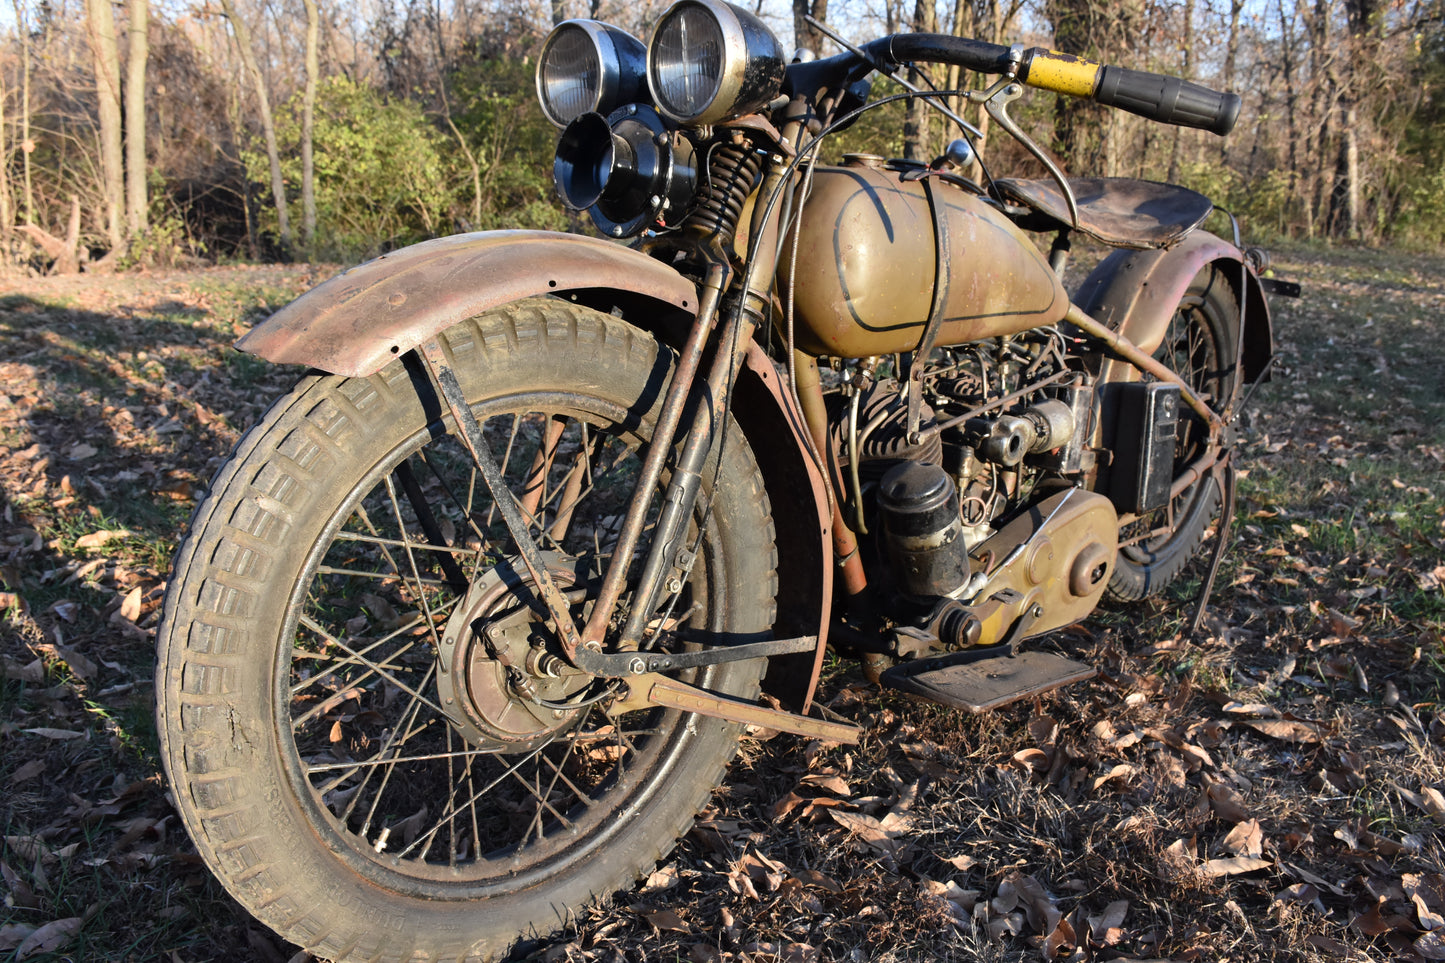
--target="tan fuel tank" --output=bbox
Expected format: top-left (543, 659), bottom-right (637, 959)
top-left (777, 158), bottom-right (1068, 358)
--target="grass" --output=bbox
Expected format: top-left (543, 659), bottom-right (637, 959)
top-left (0, 246), bottom-right (1442, 962)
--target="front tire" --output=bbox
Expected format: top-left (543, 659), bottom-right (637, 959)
top-left (157, 299), bottom-right (777, 962)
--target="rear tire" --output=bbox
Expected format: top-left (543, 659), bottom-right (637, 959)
top-left (157, 298), bottom-right (778, 962)
top-left (1107, 266), bottom-right (1238, 602)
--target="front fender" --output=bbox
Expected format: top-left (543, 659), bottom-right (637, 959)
top-left (237, 230), bottom-right (699, 377)
top-left (1074, 230), bottom-right (1272, 387)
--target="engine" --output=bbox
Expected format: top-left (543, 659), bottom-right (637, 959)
top-left (833, 327), bottom-right (1098, 603)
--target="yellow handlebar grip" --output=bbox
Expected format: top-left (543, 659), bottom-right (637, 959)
top-left (1020, 50), bottom-right (1102, 98)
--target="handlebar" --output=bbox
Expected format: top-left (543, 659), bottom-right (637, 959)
top-left (1019, 48), bottom-right (1241, 136)
top-left (802, 33), bottom-right (1240, 137)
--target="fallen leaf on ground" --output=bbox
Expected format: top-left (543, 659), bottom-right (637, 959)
top-left (641, 908), bottom-right (690, 933)
top-left (1242, 719), bottom-right (1322, 743)
top-left (1222, 819), bottom-right (1264, 858)
top-left (74, 529), bottom-right (131, 550)
top-left (1200, 856), bottom-right (1271, 877)
top-left (15, 917), bottom-right (81, 959)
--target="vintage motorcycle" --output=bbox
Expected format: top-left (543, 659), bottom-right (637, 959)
top-left (156, 3), bottom-right (1286, 960)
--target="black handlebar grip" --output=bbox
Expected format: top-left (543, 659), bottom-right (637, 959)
top-left (1095, 65), bottom-right (1241, 135)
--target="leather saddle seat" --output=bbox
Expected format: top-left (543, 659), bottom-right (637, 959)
top-left (991, 176), bottom-right (1214, 250)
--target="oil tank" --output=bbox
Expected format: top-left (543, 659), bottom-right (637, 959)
top-left (777, 158), bottom-right (1068, 358)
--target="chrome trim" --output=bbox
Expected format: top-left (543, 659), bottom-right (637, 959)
top-left (536, 20), bottom-right (646, 127)
top-left (647, 0), bottom-right (747, 126)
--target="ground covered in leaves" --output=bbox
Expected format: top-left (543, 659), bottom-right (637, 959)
top-left (0, 246), bottom-right (1442, 962)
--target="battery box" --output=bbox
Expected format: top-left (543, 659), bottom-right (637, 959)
top-left (1109, 382), bottom-right (1179, 514)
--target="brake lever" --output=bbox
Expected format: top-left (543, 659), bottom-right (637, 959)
top-left (974, 80), bottom-right (1079, 229)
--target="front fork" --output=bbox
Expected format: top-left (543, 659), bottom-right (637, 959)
top-left (415, 126), bottom-right (858, 743)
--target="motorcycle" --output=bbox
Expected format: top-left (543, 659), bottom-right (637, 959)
top-left (156, 4), bottom-right (1291, 960)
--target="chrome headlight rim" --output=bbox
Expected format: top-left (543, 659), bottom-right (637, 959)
top-left (646, 0), bottom-right (784, 127)
top-left (536, 20), bottom-right (648, 129)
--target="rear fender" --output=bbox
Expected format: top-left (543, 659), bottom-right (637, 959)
top-left (238, 228), bottom-right (832, 711)
top-left (1073, 229), bottom-right (1272, 388)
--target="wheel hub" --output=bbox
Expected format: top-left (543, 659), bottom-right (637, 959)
top-left (436, 554), bottom-right (594, 751)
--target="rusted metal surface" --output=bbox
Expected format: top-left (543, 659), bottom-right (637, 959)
top-left (966, 488), bottom-right (1119, 643)
top-left (994, 176), bottom-right (1213, 249)
top-left (610, 673), bottom-right (862, 744)
top-left (1064, 304), bottom-right (1224, 438)
top-left (237, 231), bottom-right (699, 377)
top-left (418, 339), bottom-right (586, 661)
top-left (881, 649), bottom-right (1096, 713)
top-left (579, 262), bottom-right (730, 651)
top-left (572, 634), bottom-right (816, 677)
top-left (733, 345), bottom-right (833, 712)
top-left (777, 163), bottom-right (1068, 357)
top-left (1073, 229), bottom-right (1273, 387)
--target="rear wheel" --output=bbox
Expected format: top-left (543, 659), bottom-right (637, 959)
top-left (157, 299), bottom-right (777, 962)
top-left (1107, 266), bottom-right (1238, 602)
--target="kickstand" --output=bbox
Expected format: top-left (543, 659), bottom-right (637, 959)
top-left (1189, 454), bottom-right (1237, 637)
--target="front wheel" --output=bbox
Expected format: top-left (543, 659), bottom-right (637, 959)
top-left (1107, 265), bottom-right (1238, 602)
top-left (157, 298), bottom-right (778, 962)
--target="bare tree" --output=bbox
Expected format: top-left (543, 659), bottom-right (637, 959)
top-left (221, 0), bottom-right (293, 253)
top-left (86, 0), bottom-right (124, 251)
top-left (301, 0), bottom-right (320, 248)
top-left (126, 0), bottom-right (149, 235)
top-left (792, 0), bottom-right (828, 56)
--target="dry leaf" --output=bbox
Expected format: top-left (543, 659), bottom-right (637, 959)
top-left (1087, 900), bottom-right (1129, 942)
top-left (22, 728), bottom-right (84, 740)
top-left (119, 586), bottom-right (143, 623)
top-left (1206, 782), bottom-right (1250, 822)
top-left (829, 810), bottom-right (905, 856)
top-left (1242, 719), bottom-right (1322, 743)
top-left (1417, 931), bottom-right (1445, 960)
top-left (1274, 883), bottom-right (1323, 914)
top-left (0, 924), bottom-right (36, 953)
top-left (15, 917), bottom-right (81, 959)
top-left (1200, 856), bottom-right (1271, 877)
top-left (800, 773), bottom-right (852, 796)
top-left (1092, 763), bottom-right (1136, 791)
top-left (943, 853), bottom-right (976, 872)
top-left (642, 908), bottom-right (690, 933)
top-left (8, 759), bottom-right (45, 785)
top-left (642, 865), bottom-right (678, 893)
top-left (1012, 747), bottom-right (1052, 775)
top-left (74, 529), bottom-right (131, 550)
top-left (1222, 819), bottom-right (1264, 858)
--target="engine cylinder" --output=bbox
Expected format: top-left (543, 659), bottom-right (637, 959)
top-left (878, 461), bottom-right (971, 598)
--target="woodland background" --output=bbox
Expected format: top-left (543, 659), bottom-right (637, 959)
top-left (0, 0), bottom-right (1443, 273)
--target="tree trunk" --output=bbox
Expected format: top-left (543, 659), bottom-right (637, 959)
top-left (1166, 0), bottom-right (1193, 183)
top-left (902, 0), bottom-right (937, 161)
top-left (125, 0), bottom-right (149, 236)
top-left (221, 0), bottom-right (292, 254)
top-left (792, 0), bottom-right (829, 56)
top-left (86, 0), bottom-right (125, 251)
top-left (1220, 0), bottom-right (1244, 162)
top-left (12, 0), bottom-right (33, 226)
top-left (301, 0), bottom-right (320, 249)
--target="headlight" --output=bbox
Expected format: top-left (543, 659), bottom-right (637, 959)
top-left (536, 21), bottom-right (647, 128)
top-left (647, 0), bottom-right (785, 126)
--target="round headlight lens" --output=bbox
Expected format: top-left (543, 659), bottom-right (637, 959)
top-left (538, 25), bottom-right (602, 126)
top-left (647, 0), bottom-right (785, 126)
top-left (650, 7), bottom-right (725, 120)
top-left (536, 22), bottom-right (648, 128)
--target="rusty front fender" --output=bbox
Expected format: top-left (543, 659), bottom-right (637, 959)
top-left (237, 230), bottom-right (702, 377)
top-left (237, 228), bottom-right (833, 711)
top-left (1073, 230), bottom-right (1272, 388)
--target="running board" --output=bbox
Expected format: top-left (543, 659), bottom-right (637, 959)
top-left (880, 650), bottom-right (1096, 713)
